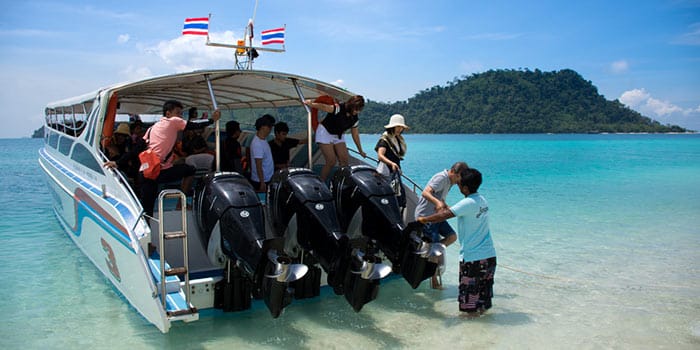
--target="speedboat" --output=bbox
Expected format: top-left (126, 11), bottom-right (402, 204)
top-left (38, 69), bottom-right (444, 332)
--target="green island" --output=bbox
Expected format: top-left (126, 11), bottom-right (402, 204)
top-left (360, 69), bottom-right (688, 134)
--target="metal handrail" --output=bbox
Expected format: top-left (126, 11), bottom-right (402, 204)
top-left (347, 148), bottom-right (424, 195)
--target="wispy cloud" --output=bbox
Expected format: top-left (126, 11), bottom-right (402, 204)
top-left (120, 65), bottom-right (153, 81)
top-left (673, 22), bottom-right (700, 45)
top-left (459, 60), bottom-right (485, 74)
top-left (610, 60), bottom-right (629, 74)
top-left (313, 21), bottom-right (446, 42)
top-left (117, 34), bottom-right (130, 44)
top-left (465, 32), bottom-right (523, 41)
top-left (0, 29), bottom-right (61, 37)
top-left (39, 3), bottom-right (138, 21)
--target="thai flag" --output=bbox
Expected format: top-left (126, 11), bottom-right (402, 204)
top-left (261, 27), bottom-right (285, 45)
top-left (182, 17), bottom-right (209, 36)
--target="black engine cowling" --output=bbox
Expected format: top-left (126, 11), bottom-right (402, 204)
top-left (331, 165), bottom-right (443, 289)
top-left (195, 173), bottom-right (265, 273)
top-left (194, 173), bottom-right (306, 317)
top-left (268, 168), bottom-right (390, 311)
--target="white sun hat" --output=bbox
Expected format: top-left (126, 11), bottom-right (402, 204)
top-left (384, 114), bottom-right (409, 129)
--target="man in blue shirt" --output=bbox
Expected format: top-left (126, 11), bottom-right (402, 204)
top-left (417, 167), bottom-right (496, 315)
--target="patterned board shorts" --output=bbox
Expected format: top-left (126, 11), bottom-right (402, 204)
top-left (459, 257), bottom-right (497, 313)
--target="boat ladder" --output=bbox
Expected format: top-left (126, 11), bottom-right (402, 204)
top-left (157, 189), bottom-right (197, 319)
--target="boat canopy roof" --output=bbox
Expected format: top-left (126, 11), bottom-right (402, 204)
top-left (45, 69), bottom-right (355, 114)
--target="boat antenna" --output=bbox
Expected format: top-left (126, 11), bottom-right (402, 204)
top-left (205, 0), bottom-right (285, 70)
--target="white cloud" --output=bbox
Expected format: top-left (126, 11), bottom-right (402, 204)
top-left (120, 65), bottom-right (152, 81)
top-left (620, 88), bottom-right (700, 130)
top-left (151, 31), bottom-right (241, 72)
top-left (117, 34), bottom-right (130, 44)
top-left (610, 60), bottom-right (629, 74)
top-left (620, 89), bottom-right (682, 115)
top-left (332, 79), bottom-right (345, 86)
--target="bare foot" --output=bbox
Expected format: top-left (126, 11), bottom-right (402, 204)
top-left (430, 275), bottom-right (444, 290)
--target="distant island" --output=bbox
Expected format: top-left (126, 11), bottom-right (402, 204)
top-left (361, 69), bottom-right (688, 133)
top-left (32, 68), bottom-right (690, 137)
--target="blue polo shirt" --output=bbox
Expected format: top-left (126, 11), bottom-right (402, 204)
top-left (450, 192), bottom-right (496, 262)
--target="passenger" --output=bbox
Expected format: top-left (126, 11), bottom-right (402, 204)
top-left (220, 120), bottom-right (243, 173)
top-left (417, 168), bottom-right (496, 316)
top-left (103, 123), bottom-right (133, 169)
top-left (304, 95), bottom-right (367, 182)
top-left (414, 161), bottom-right (469, 289)
top-left (269, 122), bottom-right (308, 171)
top-left (375, 114), bottom-right (409, 208)
top-left (130, 120), bottom-right (145, 145)
top-left (249, 114), bottom-right (275, 192)
top-left (139, 100), bottom-right (220, 217)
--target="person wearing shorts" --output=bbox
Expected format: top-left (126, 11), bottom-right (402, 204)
top-left (418, 167), bottom-right (497, 315)
top-left (414, 161), bottom-right (469, 288)
top-left (304, 95), bottom-right (367, 182)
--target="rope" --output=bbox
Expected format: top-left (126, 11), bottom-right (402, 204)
top-left (498, 263), bottom-right (697, 291)
top-left (498, 263), bottom-right (576, 282)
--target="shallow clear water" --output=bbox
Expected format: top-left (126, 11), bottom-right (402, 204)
top-left (1, 135), bottom-right (698, 349)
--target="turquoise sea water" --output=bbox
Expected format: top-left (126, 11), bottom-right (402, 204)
top-left (1, 134), bottom-right (699, 349)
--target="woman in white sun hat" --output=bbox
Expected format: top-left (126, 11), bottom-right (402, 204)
top-left (375, 114), bottom-right (409, 208)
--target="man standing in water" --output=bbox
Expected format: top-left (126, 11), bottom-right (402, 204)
top-left (417, 167), bottom-right (496, 316)
top-left (414, 161), bottom-right (469, 288)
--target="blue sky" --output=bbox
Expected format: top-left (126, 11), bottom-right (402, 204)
top-left (1, 0), bottom-right (699, 138)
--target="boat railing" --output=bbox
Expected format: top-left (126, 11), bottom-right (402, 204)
top-left (347, 148), bottom-right (423, 195)
top-left (99, 150), bottom-right (147, 230)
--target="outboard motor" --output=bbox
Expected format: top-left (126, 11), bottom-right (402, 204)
top-left (331, 165), bottom-right (445, 289)
top-left (267, 168), bottom-right (391, 311)
top-left (194, 173), bottom-right (306, 317)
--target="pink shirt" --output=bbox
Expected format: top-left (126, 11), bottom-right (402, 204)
top-left (144, 117), bottom-right (187, 169)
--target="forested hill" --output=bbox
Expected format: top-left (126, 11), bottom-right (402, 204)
top-left (360, 69), bottom-right (688, 133)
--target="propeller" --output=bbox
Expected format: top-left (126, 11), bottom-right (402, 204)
top-left (264, 249), bottom-right (309, 283)
top-left (415, 241), bottom-right (446, 258)
top-left (350, 249), bottom-right (392, 280)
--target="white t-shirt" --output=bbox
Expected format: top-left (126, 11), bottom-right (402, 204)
top-left (250, 135), bottom-right (274, 182)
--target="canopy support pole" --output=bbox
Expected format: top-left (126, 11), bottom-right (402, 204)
top-left (204, 74), bottom-right (220, 172)
top-left (291, 78), bottom-right (313, 169)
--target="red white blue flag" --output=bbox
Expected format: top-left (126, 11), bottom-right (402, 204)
top-left (261, 27), bottom-right (285, 45)
top-left (182, 17), bottom-right (209, 36)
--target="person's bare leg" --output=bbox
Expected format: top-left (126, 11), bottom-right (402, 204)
top-left (334, 142), bottom-right (350, 167)
top-left (319, 143), bottom-right (337, 182)
top-left (176, 175), bottom-right (194, 210)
